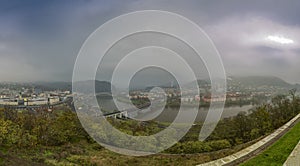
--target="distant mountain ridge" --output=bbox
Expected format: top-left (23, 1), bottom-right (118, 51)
top-left (227, 76), bottom-right (292, 87)
top-left (184, 76), bottom-right (296, 89)
top-left (26, 76), bottom-right (300, 92)
top-left (72, 80), bottom-right (115, 94)
top-left (34, 82), bottom-right (72, 91)
top-left (34, 80), bottom-right (114, 93)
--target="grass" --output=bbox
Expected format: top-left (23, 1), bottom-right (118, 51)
top-left (241, 121), bottom-right (300, 166)
top-left (0, 139), bottom-right (258, 166)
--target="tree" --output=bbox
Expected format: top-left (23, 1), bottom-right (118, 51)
top-left (0, 118), bottom-right (20, 147)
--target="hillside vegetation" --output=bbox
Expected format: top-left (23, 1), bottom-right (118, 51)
top-left (0, 90), bottom-right (300, 165)
top-left (241, 119), bottom-right (300, 165)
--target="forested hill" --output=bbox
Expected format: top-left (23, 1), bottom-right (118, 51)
top-left (34, 80), bottom-right (114, 93)
top-left (72, 80), bottom-right (115, 94)
top-left (227, 76), bottom-right (292, 87)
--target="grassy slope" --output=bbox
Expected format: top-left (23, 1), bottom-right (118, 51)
top-left (0, 139), bottom-right (258, 166)
top-left (241, 121), bottom-right (300, 166)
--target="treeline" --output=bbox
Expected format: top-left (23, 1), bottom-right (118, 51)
top-left (209, 90), bottom-right (300, 144)
top-left (0, 108), bottom-right (89, 148)
top-left (1, 90), bottom-right (299, 155)
top-left (166, 90), bottom-right (300, 154)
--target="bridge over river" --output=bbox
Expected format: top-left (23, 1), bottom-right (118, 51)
top-left (103, 102), bottom-right (151, 119)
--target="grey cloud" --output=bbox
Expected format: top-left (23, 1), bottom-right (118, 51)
top-left (0, 0), bottom-right (300, 83)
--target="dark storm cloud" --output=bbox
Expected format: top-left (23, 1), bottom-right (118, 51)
top-left (0, 0), bottom-right (300, 83)
top-left (0, 0), bottom-right (129, 81)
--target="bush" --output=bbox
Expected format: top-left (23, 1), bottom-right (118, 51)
top-left (167, 141), bottom-right (212, 154)
top-left (207, 139), bottom-right (231, 151)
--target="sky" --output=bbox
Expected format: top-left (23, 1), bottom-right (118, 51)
top-left (0, 0), bottom-right (300, 83)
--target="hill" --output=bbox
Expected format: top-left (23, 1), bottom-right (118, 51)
top-left (72, 80), bottom-right (114, 94)
top-left (227, 76), bottom-right (292, 87)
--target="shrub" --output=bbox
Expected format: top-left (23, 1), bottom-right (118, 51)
top-left (207, 139), bottom-right (231, 151)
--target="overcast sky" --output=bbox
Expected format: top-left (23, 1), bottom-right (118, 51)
top-left (0, 0), bottom-right (300, 83)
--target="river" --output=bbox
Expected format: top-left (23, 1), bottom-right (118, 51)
top-left (98, 98), bottom-right (254, 123)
